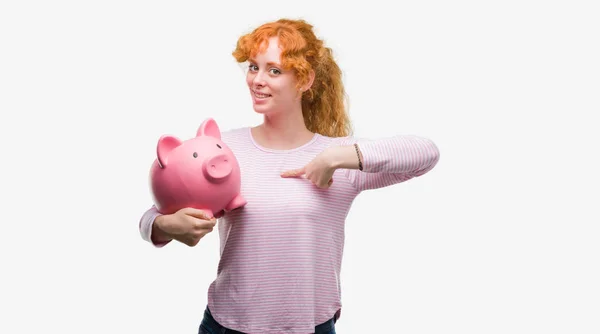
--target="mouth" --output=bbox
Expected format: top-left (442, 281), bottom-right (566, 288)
top-left (253, 90), bottom-right (272, 99)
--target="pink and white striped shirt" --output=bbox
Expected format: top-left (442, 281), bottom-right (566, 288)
top-left (139, 127), bottom-right (440, 333)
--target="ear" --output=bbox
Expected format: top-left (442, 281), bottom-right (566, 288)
top-left (196, 118), bottom-right (221, 139)
top-left (302, 69), bottom-right (315, 92)
top-left (157, 135), bottom-right (182, 169)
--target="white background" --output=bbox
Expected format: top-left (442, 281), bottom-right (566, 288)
top-left (1, 1), bottom-right (599, 333)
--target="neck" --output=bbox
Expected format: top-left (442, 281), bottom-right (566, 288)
top-left (252, 107), bottom-right (315, 150)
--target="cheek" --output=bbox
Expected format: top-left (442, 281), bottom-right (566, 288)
top-left (281, 86), bottom-right (300, 101)
top-left (271, 82), bottom-right (293, 98)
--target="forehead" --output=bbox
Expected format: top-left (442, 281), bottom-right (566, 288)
top-left (252, 37), bottom-right (282, 63)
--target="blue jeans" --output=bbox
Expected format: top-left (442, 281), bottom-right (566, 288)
top-left (198, 306), bottom-right (336, 334)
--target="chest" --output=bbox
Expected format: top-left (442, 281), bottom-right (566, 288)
top-left (228, 150), bottom-right (356, 222)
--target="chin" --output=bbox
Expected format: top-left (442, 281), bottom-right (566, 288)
top-left (252, 105), bottom-right (267, 114)
top-left (252, 104), bottom-right (277, 115)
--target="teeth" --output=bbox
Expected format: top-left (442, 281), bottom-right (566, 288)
top-left (254, 91), bottom-right (270, 98)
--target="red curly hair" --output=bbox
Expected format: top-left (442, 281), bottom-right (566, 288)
top-left (232, 18), bottom-right (353, 138)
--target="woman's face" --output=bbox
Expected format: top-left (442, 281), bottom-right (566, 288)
top-left (245, 37), bottom-right (301, 115)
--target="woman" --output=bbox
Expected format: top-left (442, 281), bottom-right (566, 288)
top-left (139, 18), bottom-right (440, 334)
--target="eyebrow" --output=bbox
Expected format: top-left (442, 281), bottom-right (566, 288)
top-left (248, 58), bottom-right (282, 68)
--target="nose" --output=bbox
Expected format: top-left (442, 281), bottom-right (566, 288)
top-left (251, 70), bottom-right (266, 87)
top-left (202, 154), bottom-right (232, 183)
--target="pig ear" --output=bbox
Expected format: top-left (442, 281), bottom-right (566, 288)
top-left (196, 118), bottom-right (221, 139)
top-left (157, 135), bottom-right (182, 168)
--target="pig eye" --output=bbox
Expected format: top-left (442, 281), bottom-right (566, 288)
top-left (216, 144), bottom-right (222, 149)
top-left (193, 152), bottom-right (198, 158)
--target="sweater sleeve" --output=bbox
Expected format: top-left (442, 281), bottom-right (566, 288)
top-left (139, 205), bottom-right (171, 248)
top-left (338, 134), bottom-right (440, 192)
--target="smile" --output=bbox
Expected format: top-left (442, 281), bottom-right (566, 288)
top-left (253, 90), bottom-right (271, 99)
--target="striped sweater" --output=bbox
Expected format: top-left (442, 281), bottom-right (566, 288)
top-left (139, 126), bottom-right (440, 333)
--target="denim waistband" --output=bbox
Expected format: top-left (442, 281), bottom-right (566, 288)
top-left (201, 306), bottom-right (335, 334)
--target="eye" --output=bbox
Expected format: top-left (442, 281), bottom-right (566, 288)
top-left (248, 64), bottom-right (258, 72)
top-left (216, 144), bottom-right (222, 149)
top-left (193, 152), bottom-right (198, 158)
top-left (270, 68), bottom-right (281, 75)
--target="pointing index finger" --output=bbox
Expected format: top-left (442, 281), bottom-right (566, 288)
top-left (280, 167), bottom-right (306, 178)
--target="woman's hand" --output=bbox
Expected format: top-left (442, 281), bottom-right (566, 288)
top-left (280, 147), bottom-right (337, 188)
top-left (154, 208), bottom-right (217, 247)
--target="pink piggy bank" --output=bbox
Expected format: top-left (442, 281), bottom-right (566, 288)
top-left (149, 118), bottom-right (246, 218)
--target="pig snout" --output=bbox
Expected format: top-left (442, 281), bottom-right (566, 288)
top-left (202, 154), bottom-right (233, 183)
